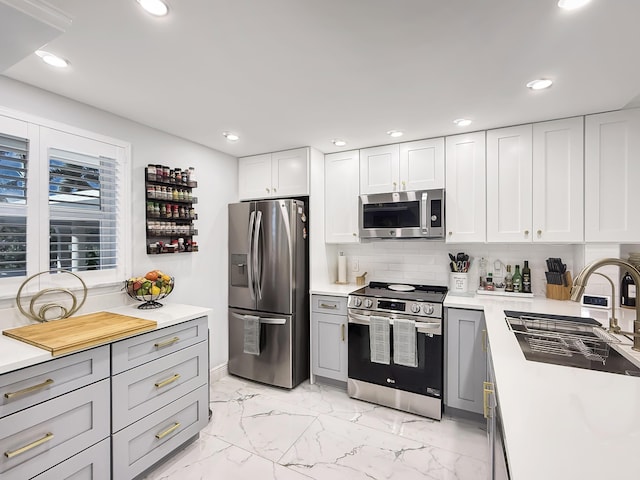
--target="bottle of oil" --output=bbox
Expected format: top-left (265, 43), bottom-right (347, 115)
top-left (513, 265), bottom-right (522, 293)
top-left (505, 265), bottom-right (514, 292)
top-left (522, 260), bottom-right (532, 294)
top-left (621, 271), bottom-right (636, 307)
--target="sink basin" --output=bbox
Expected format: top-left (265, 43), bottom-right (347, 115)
top-left (505, 311), bottom-right (640, 377)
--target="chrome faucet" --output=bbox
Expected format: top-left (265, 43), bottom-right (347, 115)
top-left (570, 258), bottom-right (640, 352)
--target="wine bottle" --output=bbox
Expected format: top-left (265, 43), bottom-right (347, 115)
top-left (522, 260), bottom-right (532, 294)
top-left (513, 265), bottom-right (522, 293)
top-left (621, 271), bottom-right (636, 307)
top-left (505, 265), bottom-right (514, 292)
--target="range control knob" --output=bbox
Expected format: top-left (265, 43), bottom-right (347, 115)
top-left (352, 297), bottom-right (362, 307)
top-left (423, 304), bottom-right (434, 315)
top-left (410, 304), bottom-right (421, 314)
top-left (364, 298), bottom-right (373, 309)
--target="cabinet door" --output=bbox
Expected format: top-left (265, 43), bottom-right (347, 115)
top-left (532, 117), bottom-right (584, 243)
top-left (238, 153), bottom-right (272, 200)
top-left (445, 308), bottom-right (486, 414)
top-left (399, 138), bottom-right (445, 191)
top-left (271, 147), bottom-right (309, 197)
top-left (585, 109), bottom-right (640, 242)
top-left (487, 125), bottom-right (533, 243)
top-left (445, 132), bottom-right (486, 243)
top-left (359, 144), bottom-right (400, 194)
top-left (325, 150), bottom-right (360, 243)
top-left (311, 312), bottom-right (347, 382)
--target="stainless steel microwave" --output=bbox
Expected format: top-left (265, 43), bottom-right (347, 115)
top-left (359, 189), bottom-right (444, 239)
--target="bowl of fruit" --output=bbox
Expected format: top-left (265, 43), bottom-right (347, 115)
top-left (124, 270), bottom-right (174, 309)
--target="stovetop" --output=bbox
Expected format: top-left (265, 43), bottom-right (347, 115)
top-left (351, 281), bottom-right (448, 303)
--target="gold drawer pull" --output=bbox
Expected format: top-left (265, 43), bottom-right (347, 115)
top-left (483, 381), bottom-right (494, 419)
top-left (154, 337), bottom-right (180, 348)
top-left (155, 422), bottom-right (180, 440)
top-left (341, 324), bottom-right (345, 342)
top-left (5, 432), bottom-right (54, 458)
top-left (4, 378), bottom-right (54, 399)
top-left (319, 303), bottom-right (338, 309)
top-left (482, 329), bottom-right (487, 353)
top-left (155, 374), bottom-right (180, 388)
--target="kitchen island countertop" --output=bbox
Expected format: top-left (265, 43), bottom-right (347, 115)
top-left (0, 302), bottom-right (210, 375)
top-left (444, 293), bottom-right (640, 480)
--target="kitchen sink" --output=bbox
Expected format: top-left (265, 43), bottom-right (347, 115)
top-left (505, 310), bottom-right (640, 377)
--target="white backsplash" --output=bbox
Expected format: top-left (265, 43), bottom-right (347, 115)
top-left (335, 241), bottom-right (579, 297)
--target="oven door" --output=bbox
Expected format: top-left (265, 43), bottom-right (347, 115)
top-left (347, 310), bottom-right (443, 398)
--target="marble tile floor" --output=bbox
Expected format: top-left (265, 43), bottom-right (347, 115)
top-left (144, 375), bottom-right (488, 480)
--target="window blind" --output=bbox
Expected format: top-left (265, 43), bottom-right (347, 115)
top-left (0, 133), bottom-right (28, 278)
top-left (49, 148), bottom-right (118, 273)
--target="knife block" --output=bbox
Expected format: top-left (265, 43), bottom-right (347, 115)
top-left (546, 271), bottom-right (573, 300)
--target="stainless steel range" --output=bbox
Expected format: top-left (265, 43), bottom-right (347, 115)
top-left (347, 281), bottom-right (447, 420)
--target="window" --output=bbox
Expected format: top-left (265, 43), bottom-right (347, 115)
top-left (0, 112), bottom-right (130, 295)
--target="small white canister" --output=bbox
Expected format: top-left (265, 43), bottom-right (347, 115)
top-left (449, 272), bottom-right (469, 294)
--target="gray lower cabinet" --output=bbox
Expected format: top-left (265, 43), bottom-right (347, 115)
top-left (31, 438), bottom-right (111, 480)
top-left (445, 308), bottom-right (487, 414)
top-left (311, 295), bottom-right (348, 382)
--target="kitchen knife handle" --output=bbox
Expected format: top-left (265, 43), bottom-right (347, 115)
top-left (4, 378), bottom-right (54, 399)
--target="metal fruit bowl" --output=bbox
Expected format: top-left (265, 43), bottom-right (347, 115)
top-left (124, 275), bottom-right (174, 309)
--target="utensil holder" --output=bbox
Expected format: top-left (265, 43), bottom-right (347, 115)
top-left (546, 272), bottom-right (572, 300)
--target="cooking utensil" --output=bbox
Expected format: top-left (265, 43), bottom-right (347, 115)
top-left (388, 284), bottom-right (415, 292)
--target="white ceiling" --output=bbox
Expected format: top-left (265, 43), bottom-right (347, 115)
top-left (4, 0), bottom-right (640, 157)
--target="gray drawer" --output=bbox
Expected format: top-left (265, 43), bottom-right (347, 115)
top-left (31, 438), bottom-right (110, 480)
top-left (0, 346), bottom-right (109, 419)
top-left (111, 317), bottom-right (208, 374)
top-left (312, 295), bottom-right (348, 315)
top-left (112, 385), bottom-right (208, 480)
top-left (0, 379), bottom-right (110, 480)
top-left (111, 341), bottom-right (208, 432)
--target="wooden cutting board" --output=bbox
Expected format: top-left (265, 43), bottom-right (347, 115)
top-left (3, 312), bottom-right (157, 356)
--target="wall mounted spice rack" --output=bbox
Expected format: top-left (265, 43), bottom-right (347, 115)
top-left (145, 165), bottom-right (199, 254)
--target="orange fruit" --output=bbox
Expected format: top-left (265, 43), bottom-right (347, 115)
top-left (145, 271), bottom-right (158, 281)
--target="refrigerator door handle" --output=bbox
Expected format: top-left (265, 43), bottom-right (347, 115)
top-left (231, 312), bottom-right (286, 325)
top-left (254, 210), bottom-right (263, 300)
top-left (247, 211), bottom-right (256, 300)
top-left (279, 201), bottom-right (294, 279)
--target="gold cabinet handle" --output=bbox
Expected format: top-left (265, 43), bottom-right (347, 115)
top-left (483, 381), bottom-right (494, 419)
top-left (401, 181), bottom-right (406, 190)
top-left (448, 231), bottom-right (453, 236)
top-left (154, 337), bottom-right (179, 349)
top-left (393, 181), bottom-right (397, 190)
top-left (524, 230), bottom-right (529, 236)
top-left (319, 303), bottom-right (337, 309)
top-left (537, 229), bottom-right (542, 236)
top-left (155, 422), bottom-right (181, 440)
top-left (5, 432), bottom-right (54, 458)
top-left (155, 374), bottom-right (180, 388)
top-left (341, 324), bottom-right (345, 342)
top-left (266, 188), bottom-right (270, 193)
top-left (4, 378), bottom-right (54, 399)
top-left (273, 187), bottom-right (277, 193)
top-left (352, 232), bottom-right (357, 236)
top-left (482, 329), bottom-right (487, 352)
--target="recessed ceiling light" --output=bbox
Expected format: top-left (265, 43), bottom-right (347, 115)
top-left (453, 118), bottom-right (472, 127)
top-left (137, 0), bottom-right (169, 16)
top-left (526, 79), bottom-right (553, 90)
top-left (557, 0), bottom-right (591, 10)
top-left (332, 139), bottom-right (347, 147)
top-left (223, 132), bottom-right (239, 142)
top-left (386, 130), bottom-right (404, 138)
top-left (35, 50), bottom-right (69, 68)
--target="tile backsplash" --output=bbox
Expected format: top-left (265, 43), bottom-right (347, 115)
top-left (335, 241), bottom-right (578, 297)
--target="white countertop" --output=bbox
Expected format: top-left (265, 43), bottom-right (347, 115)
top-left (0, 302), bottom-right (211, 375)
top-left (310, 283), bottom-right (361, 297)
top-left (445, 293), bottom-right (640, 480)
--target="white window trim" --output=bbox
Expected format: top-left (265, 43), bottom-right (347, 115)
top-left (0, 106), bottom-right (131, 301)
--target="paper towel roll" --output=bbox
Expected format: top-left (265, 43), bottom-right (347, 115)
top-left (338, 253), bottom-right (347, 284)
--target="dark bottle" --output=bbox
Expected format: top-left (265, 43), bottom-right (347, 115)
top-left (522, 260), bottom-right (532, 294)
top-left (621, 271), bottom-right (636, 307)
top-left (505, 265), bottom-right (514, 292)
top-left (512, 265), bottom-right (522, 293)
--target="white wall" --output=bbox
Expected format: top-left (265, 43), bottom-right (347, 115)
top-left (0, 76), bottom-right (238, 369)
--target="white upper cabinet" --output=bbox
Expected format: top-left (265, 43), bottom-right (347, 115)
top-left (360, 139), bottom-right (444, 194)
top-left (445, 132), bottom-right (486, 243)
top-left (487, 125), bottom-right (533, 243)
top-left (585, 108), bottom-right (640, 242)
top-left (325, 150), bottom-right (360, 243)
top-left (532, 117), bottom-right (584, 243)
top-left (238, 147), bottom-right (309, 200)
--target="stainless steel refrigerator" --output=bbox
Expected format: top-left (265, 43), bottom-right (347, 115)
top-left (228, 199), bottom-right (309, 388)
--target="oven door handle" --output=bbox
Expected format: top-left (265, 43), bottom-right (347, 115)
top-left (347, 312), bottom-right (440, 332)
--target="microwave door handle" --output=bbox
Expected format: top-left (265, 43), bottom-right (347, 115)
top-left (421, 192), bottom-right (428, 234)
top-left (247, 211), bottom-right (256, 300)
